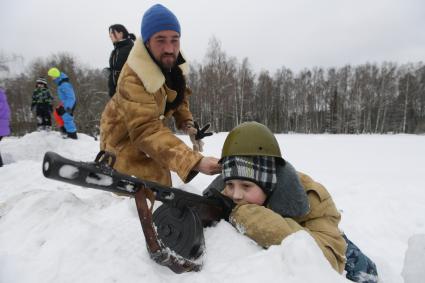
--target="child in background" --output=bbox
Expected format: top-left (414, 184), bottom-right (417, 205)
top-left (0, 86), bottom-right (11, 167)
top-left (204, 121), bottom-right (378, 283)
top-left (47, 67), bottom-right (78, 139)
top-left (31, 77), bottom-right (53, 131)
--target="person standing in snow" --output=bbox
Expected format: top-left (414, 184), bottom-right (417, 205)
top-left (204, 121), bottom-right (379, 283)
top-left (31, 77), bottom-right (54, 131)
top-left (100, 4), bottom-right (220, 195)
top-left (47, 67), bottom-right (78, 139)
top-left (0, 86), bottom-right (11, 167)
top-left (107, 24), bottom-right (135, 97)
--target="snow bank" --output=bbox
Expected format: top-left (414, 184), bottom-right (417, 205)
top-left (402, 234), bottom-right (425, 283)
top-left (1, 131), bottom-right (425, 283)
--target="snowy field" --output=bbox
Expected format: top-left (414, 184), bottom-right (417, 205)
top-left (0, 131), bottom-right (424, 283)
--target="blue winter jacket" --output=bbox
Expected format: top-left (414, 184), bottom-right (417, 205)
top-left (53, 73), bottom-right (76, 110)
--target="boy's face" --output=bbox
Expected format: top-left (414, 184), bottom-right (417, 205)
top-left (223, 179), bottom-right (267, 206)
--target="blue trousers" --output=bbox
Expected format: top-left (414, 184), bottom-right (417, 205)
top-left (343, 234), bottom-right (379, 283)
top-left (62, 112), bottom-right (76, 133)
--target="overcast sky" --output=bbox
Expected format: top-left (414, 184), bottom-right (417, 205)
top-left (1, 0), bottom-right (424, 73)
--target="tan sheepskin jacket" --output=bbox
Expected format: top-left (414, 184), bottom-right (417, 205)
top-left (100, 39), bottom-right (203, 186)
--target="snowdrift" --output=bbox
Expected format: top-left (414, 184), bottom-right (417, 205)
top-left (1, 131), bottom-right (425, 283)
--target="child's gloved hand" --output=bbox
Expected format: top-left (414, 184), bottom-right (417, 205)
top-left (65, 107), bottom-right (73, 115)
top-left (56, 105), bottom-right (65, 116)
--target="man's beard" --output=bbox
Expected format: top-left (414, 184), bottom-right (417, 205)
top-left (159, 53), bottom-right (177, 70)
top-left (145, 44), bottom-right (179, 70)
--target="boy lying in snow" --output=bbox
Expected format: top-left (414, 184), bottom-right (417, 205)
top-left (204, 121), bottom-right (378, 283)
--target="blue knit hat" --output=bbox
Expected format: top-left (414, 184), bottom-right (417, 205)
top-left (141, 4), bottom-right (181, 43)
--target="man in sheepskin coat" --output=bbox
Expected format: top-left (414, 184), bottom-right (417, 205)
top-left (100, 4), bottom-right (220, 189)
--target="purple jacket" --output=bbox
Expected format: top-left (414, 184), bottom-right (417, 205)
top-left (0, 88), bottom-right (11, 136)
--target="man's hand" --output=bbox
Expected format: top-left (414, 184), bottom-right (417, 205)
top-left (194, 157), bottom-right (221, 175)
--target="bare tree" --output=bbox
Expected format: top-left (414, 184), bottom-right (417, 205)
top-left (3, 40), bottom-right (425, 135)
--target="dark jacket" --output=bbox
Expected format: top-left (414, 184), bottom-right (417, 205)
top-left (108, 38), bottom-right (134, 97)
top-left (31, 87), bottom-right (53, 110)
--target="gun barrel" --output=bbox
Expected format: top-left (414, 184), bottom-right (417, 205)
top-left (42, 151), bottom-right (137, 195)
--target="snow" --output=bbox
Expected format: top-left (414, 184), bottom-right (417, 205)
top-left (1, 130), bottom-right (425, 283)
top-left (401, 234), bottom-right (425, 283)
top-left (58, 165), bottom-right (80, 179)
top-left (84, 172), bottom-right (113, 187)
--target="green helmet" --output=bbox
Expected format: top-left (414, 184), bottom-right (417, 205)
top-left (221, 121), bottom-right (282, 160)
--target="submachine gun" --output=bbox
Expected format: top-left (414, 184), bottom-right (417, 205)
top-left (42, 151), bottom-right (233, 273)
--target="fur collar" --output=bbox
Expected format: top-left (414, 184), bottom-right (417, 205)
top-left (126, 38), bottom-right (189, 94)
top-left (269, 162), bottom-right (310, 217)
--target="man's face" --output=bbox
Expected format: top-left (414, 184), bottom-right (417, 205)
top-left (146, 30), bottom-right (180, 69)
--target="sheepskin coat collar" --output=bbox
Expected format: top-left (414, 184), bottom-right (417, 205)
top-left (126, 38), bottom-right (189, 94)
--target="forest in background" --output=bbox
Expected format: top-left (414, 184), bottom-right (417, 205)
top-left (1, 37), bottom-right (424, 136)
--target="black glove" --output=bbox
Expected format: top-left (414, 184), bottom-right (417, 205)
top-left (194, 121), bottom-right (213, 140)
top-left (56, 105), bottom-right (65, 116)
top-left (206, 188), bottom-right (235, 221)
top-left (65, 107), bottom-right (73, 116)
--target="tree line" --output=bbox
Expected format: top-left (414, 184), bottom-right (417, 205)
top-left (1, 38), bottom-right (424, 136)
